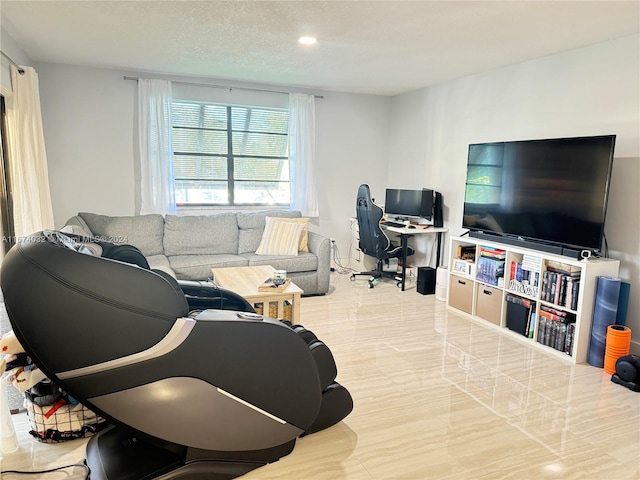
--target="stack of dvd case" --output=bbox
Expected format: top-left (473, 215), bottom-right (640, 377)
top-left (537, 305), bottom-right (577, 355)
top-left (476, 246), bottom-right (506, 286)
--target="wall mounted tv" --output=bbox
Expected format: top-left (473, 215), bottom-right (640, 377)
top-left (462, 134), bottom-right (616, 254)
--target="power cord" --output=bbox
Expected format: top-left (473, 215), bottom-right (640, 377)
top-left (602, 233), bottom-right (609, 258)
top-left (1, 463), bottom-right (90, 478)
top-left (330, 239), bottom-right (356, 275)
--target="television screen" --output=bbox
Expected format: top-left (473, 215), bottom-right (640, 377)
top-left (385, 188), bottom-right (433, 220)
top-left (463, 135), bottom-right (616, 252)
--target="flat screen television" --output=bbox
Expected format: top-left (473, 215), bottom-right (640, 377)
top-left (462, 134), bottom-right (616, 253)
top-left (385, 188), bottom-right (433, 220)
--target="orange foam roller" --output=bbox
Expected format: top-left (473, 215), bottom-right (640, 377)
top-left (604, 325), bottom-right (631, 375)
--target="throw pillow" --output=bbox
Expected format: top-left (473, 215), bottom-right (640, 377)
top-left (256, 217), bottom-right (305, 256)
top-left (60, 224), bottom-right (88, 236)
top-left (269, 217), bottom-right (309, 252)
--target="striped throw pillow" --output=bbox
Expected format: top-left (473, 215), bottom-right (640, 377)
top-left (256, 217), bottom-right (305, 256)
top-left (269, 217), bottom-right (309, 252)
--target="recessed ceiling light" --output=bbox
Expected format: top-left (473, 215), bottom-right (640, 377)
top-left (298, 36), bottom-right (318, 45)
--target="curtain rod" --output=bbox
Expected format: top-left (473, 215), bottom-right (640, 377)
top-left (0, 50), bottom-right (25, 74)
top-left (123, 76), bottom-right (323, 99)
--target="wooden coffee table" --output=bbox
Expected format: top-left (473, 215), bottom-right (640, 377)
top-left (211, 265), bottom-right (303, 324)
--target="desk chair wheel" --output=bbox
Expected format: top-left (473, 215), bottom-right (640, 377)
top-left (350, 274), bottom-right (356, 281)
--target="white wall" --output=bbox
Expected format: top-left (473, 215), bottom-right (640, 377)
top-left (390, 34), bottom-right (640, 351)
top-left (0, 27), bottom-right (32, 93)
top-left (37, 64), bottom-right (137, 219)
top-left (34, 63), bottom-right (391, 256)
top-left (387, 89), bottom-right (440, 266)
top-left (315, 92), bottom-right (390, 263)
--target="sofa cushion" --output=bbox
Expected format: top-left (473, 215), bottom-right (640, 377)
top-left (237, 210), bottom-right (301, 254)
top-left (147, 255), bottom-right (176, 279)
top-left (79, 212), bottom-right (164, 256)
top-left (168, 254), bottom-right (248, 280)
top-left (256, 217), bottom-right (305, 256)
top-left (243, 252), bottom-right (318, 274)
top-left (164, 214), bottom-right (238, 256)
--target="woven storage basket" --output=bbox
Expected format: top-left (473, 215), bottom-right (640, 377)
top-left (253, 301), bottom-right (293, 320)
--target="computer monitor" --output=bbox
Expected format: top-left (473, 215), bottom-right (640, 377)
top-left (384, 188), bottom-right (433, 220)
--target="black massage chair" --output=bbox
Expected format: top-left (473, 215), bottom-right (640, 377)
top-left (0, 231), bottom-right (353, 480)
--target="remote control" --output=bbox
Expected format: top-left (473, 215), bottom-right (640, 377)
top-left (236, 312), bottom-right (264, 320)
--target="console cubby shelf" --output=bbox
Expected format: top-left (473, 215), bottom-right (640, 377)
top-left (447, 236), bottom-right (620, 364)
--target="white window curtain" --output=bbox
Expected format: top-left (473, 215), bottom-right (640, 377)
top-left (137, 79), bottom-right (175, 214)
top-left (288, 93), bottom-right (318, 217)
top-left (7, 65), bottom-right (54, 239)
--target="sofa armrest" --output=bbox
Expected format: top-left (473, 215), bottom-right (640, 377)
top-left (61, 215), bottom-right (94, 237)
top-left (308, 232), bottom-right (331, 294)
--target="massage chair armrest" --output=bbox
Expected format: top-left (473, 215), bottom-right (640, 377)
top-left (177, 280), bottom-right (255, 313)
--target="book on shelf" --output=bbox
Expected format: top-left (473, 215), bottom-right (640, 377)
top-left (539, 304), bottom-right (574, 320)
top-left (531, 271), bottom-right (540, 288)
top-left (541, 271), bottom-right (580, 308)
top-left (457, 245), bottom-right (476, 261)
top-left (536, 306), bottom-right (576, 355)
top-left (479, 246), bottom-right (506, 259)
top-left (553, 272), bottom-right (563, 305)
top-left (565, 324), bottom-right (576, 355)
top-left (509, 260), bottom-right (540, 296)
top-left (565, 278), bottom-right (574, 308)
top-left (522, 254), bottom-right (542, 272)
top-left (539, 309), bottom-right (568, 324)
top-left (258, 277), bottom-right (291, 292)
top-left (476, 255), bottom-right (505, 286)
top-left (547, 266), bottom-right (581, 277)
top-left (506, 294), bottom-right (532, 308)
top-left (570, 280), bottom-right (580, 310)
top-left (525, 308), bottom-right (536, 339)
top-left (546, 260), bottom-right (581, 276)
top-left (528, 312), bottom-right (536, 339)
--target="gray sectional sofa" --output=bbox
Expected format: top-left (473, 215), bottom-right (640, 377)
top-left (63, 210), bottom-right (331, 295)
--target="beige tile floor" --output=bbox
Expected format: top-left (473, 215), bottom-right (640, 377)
top-left (1, 272), bottom-right (638, 479)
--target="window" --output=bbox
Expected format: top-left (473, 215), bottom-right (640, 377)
top-left (464, 143), bottom-right (504, 205)
top-left (171, 101), bottom-right (289, 206)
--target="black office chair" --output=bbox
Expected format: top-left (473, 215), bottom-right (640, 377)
top-left (1, 231), bottom-right (353, 480)
top-left (350, 184), bottom-right (414, 288)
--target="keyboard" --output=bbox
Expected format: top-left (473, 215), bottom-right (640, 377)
top-left (381, 221), bottom-right (406, 228)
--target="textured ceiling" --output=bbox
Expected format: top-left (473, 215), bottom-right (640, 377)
top-left (1, 1), bottom-right (639, 96)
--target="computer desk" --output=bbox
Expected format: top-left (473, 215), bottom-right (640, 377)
top-left (380, 223), bottom-right (448, 291)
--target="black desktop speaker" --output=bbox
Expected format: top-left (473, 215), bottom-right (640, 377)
top-left (417, 267), bottom-right (436, 295)
top-left (433, 192), bottom-right (443, 227)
